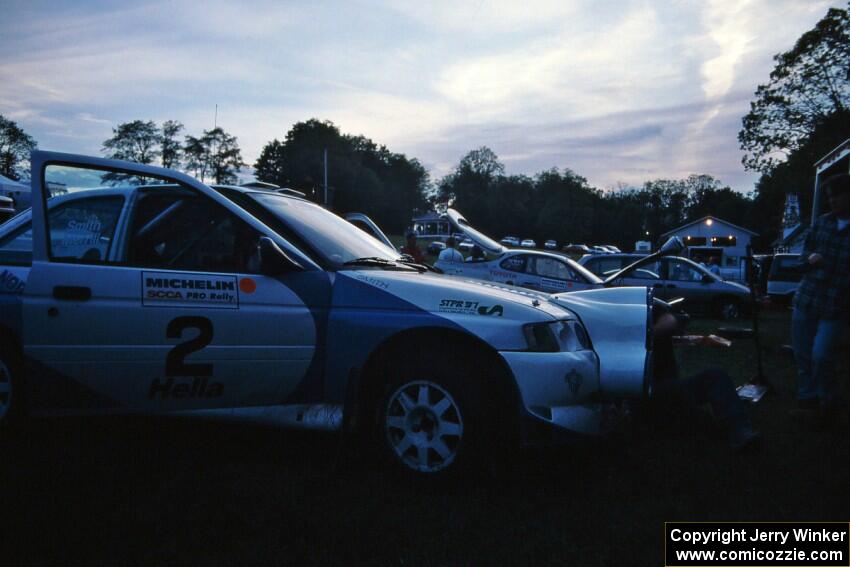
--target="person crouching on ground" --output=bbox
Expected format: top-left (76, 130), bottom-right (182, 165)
top-left (438, 236), bottom-right (464, 263)
top-left (648, 303), bottom-right (763, 451)
top-left (400, 231), bottom-right (424, 264)
top-left (791, 173), bottom-right (850, 427)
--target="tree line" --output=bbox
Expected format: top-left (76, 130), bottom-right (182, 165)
top-left (435, 148), bottom-right (754, 249)
top-left (0, 2), bottom-right (845, 250)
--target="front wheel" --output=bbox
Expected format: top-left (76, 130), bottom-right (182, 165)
top-left (383, 380), bottom-right (465, 474)
top-left (717, 298), bottom-right (740, 320)
top-left (0, 344), bottom-right (22, 431)
top-left (375, 352), bottom-right (503, 477)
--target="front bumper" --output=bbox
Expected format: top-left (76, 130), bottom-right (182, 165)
top-left (500, 349), bottom-right (613, 437)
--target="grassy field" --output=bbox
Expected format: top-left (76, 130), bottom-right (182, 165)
top-left (1, 309), bottom-right (848, 565)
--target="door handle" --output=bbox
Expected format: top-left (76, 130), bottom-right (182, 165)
top-left (53, 286), bottom-right (92, 301)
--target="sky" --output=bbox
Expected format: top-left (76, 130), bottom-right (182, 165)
top-left (0, 0), bottom-right (840, 192)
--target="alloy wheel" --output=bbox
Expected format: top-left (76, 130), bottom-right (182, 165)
top-left (385, 380), bottom-right (464, 473)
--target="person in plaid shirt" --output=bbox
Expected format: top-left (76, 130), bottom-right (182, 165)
top-left (791, 173), bottom-right (850, 426)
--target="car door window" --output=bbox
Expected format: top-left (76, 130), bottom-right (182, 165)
top-left (125, 192), bottom-right (262, 274)
top-left (47, 196), bottom-right (124, 263)
top-left (630, 261), bottom-right (661, 280)
top-left (666, 259), bottom-right (703, 282)
top-left (533, 256), bottom-right (576, 280)
top-left (500, 255), bottom-right (527, 273)
top-left (591, 257), bottom-right (623, 276)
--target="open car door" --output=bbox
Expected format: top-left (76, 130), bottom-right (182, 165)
top-left (344, 213), bottom-right (397, 252)
top-left (22, 151), bottom-right (324, 415)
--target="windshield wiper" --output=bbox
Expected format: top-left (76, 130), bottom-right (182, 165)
top-left (342, 257), bottom-right (417, 270)
top-left (396, 256), bottom-right (441, 273)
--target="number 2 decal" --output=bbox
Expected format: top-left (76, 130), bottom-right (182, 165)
top-left (166, 316), bottom-right (214, 377)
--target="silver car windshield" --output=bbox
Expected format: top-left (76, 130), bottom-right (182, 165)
top-left (247, 192), bottom-right (400, 267)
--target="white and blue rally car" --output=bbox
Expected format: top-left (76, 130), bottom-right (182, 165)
top-left (434, 209), bottom-right (602, 294)
top-left (0, 152), bottom-right (655, 476)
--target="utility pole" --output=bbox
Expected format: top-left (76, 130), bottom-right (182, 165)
top-left (211, 104), bottom-right (218, 184)
top-left (323, 147), bottom-right (328, 206)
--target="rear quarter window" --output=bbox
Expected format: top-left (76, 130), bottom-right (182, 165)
top-left (500, 255), bottom-right (528, 273)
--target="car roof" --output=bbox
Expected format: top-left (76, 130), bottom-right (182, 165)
top-left (43, 182), bottom-right (309, 205)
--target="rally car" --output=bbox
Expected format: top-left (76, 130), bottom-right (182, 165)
top-left (434, 209), bottom-right (602, 294)
top-left (0, 151), bottom-right (655, 476)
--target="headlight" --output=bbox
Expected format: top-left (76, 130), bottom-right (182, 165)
top-left (523, 320), bottom-right (591, 352)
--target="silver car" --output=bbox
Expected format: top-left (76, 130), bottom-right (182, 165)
top-left (598, 254), bottom-right (750, 318)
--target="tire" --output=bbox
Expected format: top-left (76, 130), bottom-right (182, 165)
top-left (375, 349), bottom-right (502, 478)
top-left (0, 342), bottom-right (22, 431)
top-left (716, 297), bottom-right (740, 320)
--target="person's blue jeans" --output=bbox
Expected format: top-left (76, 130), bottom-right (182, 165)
top-left (651, 368), bottom-right (750, 431)
top-left (791, 307), bottom-right (846, 407)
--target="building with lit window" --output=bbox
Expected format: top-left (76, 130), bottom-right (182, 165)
top-left (661, 216), bottom-right (757, 281)
top-left (411, 211), bottom-right (452, 238)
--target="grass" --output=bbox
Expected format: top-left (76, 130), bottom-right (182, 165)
top-left (1, 308), bottom-right (848, 565)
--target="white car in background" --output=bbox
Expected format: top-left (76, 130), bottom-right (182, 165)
top-left (767, 253), bottom-right (804, 303)
top-left (434, 210), bottom-right (601, 294)
top-left (500, 236), bottom-right (519, 247)
top-left (544, 240), bottom-right (557, 250)
top-left (520, 239), bottom-right (536, 248)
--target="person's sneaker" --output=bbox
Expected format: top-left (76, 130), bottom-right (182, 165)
top-left (729, 425), bottom-right (764, 452)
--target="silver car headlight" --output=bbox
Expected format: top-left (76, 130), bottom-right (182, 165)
top-left (523, 320), bottom-right (592, 352)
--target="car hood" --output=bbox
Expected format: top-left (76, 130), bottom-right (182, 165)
top-left (445, 209), bottom-right (506, 255)
top-left (550, 286), bottom-right (651, 399)
top-left (337, 269), bottom-right (571, 321)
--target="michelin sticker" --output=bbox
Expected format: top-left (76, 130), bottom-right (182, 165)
top-left (142, 271), bottom-right (239, 309)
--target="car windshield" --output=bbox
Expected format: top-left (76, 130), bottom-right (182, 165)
top-left (246, 192), bottom-right (400, 267)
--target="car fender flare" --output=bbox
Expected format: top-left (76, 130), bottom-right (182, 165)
top-left (341, 326), bottom-right (521, 438)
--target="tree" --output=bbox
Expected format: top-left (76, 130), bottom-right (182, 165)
top-left (0, 114), bottom-right (37, 181)
top-left (102, 120), bottom-right (161, 164)
top-left (205, 127), bottom-right (244, 184)
top-left (254, 139), bottom-right (287, 187)
top-left (183, 134), bottom-right (209, 182)
top-left (253, 120), bottom-right (429, 231)
top-left (160, 120), bottom-right (184, 169)
top-left (438, 146), bottom-right (505, 227)
top-left (749, 110), bottom-right (849, 246)
top-left (738, 4), bottom-right (850, 172)
top-left (183, 127), bottom-right (244, 184)
top-left (458, 146), bottom-right (505, 178)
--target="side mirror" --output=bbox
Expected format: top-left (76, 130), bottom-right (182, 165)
top-left (659, 236), bottom-right (684, 256)
top-left (259, 236), bottom-right (303, 276)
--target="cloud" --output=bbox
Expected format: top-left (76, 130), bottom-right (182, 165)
top-left (0, 0), bottom-right (840, 194)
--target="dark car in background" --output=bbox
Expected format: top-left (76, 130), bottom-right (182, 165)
top-left (584, 253), bottom-right (751, 318)
top-left (563, 243), bottom-right (592, 255)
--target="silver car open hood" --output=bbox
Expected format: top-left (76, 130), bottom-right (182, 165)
top-left (550, 286), bottom-right (651, 400)
top-left (445, 208), bottom-right (506, 255)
